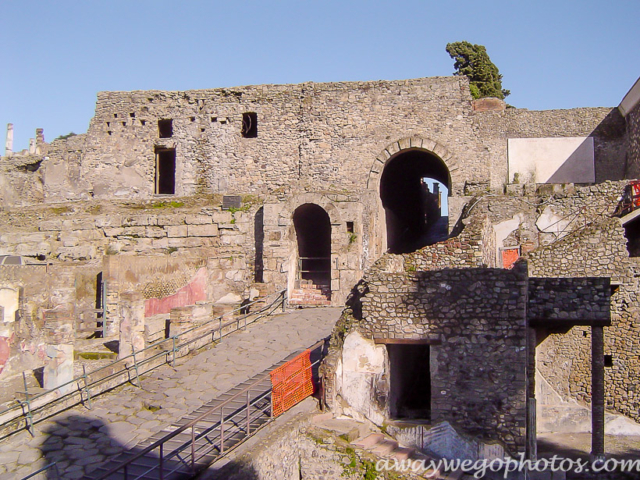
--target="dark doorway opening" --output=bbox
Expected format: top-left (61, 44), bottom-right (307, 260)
top-left (388, 343), bottom-right (431, 420)
top-left (293, 204), bottom-right (331, 292)
top-left (156, 148), bottom-right (176, 195)
top-left (380, 149), bottom-right (450, 254)
top-left (624, 219), bottom-right (640, 257)
top-left (254, 207), bottom-right (264, 283)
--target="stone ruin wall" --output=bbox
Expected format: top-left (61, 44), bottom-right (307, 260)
top-left (0, 265), bottom-right (79, 380)
top-left (528, 218), bottom-right (640, 423)
top-left (0, 76), bottom-right (629, 232)
top-left (626, 99), bottom-right (640, 178)
top-left (322, 216), bottom-right (528, 454)
top-left (40, 77), bottom-right (482, 201)
top-left (473, 182), bottom-right (640, 424)
top-left (322, 180), bottom-right (639, 452)
top-left (0, 188), bottom-right (369, 384)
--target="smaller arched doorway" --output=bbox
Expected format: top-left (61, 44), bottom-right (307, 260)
top-left (291, 204), bottom-right (331, 303)
top-left (380, 149), bottom-right (450, 254)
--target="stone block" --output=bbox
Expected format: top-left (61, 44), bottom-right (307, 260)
top-left (185, 214), bottom-right (212, 225)
top-left (38, 220), bottom-right (63, 231)
top-left (145, 226), bottom-right (166, 238)
top-left (122, 215), bottom-right (158, 227)
top-left (212, 211), bottom-right (233, 224)
top-left (398, 138), bottom-right (411, 150)
top-left (167, 237), bottom-right (204, 248)
top-left (95, 215), bottom-right (122, 228)
top-left (221, 234), bottom-right (245, 245)
top-left (16, 242), bottom-right (51, 257)
top-left (103, 227), bottom-right (124, 237)
top-left (120, 226), bottom-right (146, 237)
top-left (56, 245), bottom-right (96, 261)
top-left (156, 214), bottom-right (186, 226)
top-left (152, 238), bottom-right (169, 249)
top-left (472, 97), bottom-right (506, 112)
top-left (62, 219), bottom-right (95, 230)
top-left (187, 224), bottom-right (219, 237)
top-left (165, 225), bottom-right (188, 237)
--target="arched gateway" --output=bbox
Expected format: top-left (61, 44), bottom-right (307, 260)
top-left (290, 203), bottom-right (332, 305)
top-left (380, 148), bottom-right (451, 253)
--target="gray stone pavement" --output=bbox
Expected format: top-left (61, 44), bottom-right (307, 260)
top-left (0, 307), bottom-right (342, 480)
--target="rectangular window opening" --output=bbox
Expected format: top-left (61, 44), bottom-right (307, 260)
top-left (129, 112), bottom-right (135, 118)
top-left (604, 355), bottom-right (613, 367)
top-left (158, 119), bottom-right (173, 138)
top-left (155, 148), bottom-right (176, 195)
top-left (241, 112), bottom-right (258, 138)
top-left (346, 221), bottom-right (354, 233)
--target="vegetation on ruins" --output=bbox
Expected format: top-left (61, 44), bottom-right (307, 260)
top-left (446, 41), bottom-right (510, 100)
top-left (53, 132), bottom-right (77, 141)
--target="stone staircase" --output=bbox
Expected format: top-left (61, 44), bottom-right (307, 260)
top-left (289, 280), bottom-right (331, 306)
top-left (352, 432), bottom-right (464, 479)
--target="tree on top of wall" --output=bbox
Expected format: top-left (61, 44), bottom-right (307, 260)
top-left (446, 41), bottom-right (510, 100)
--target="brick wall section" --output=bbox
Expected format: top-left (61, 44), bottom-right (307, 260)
top-left (356, 263), bottom-right (529, 453)
top-left (528, 218), bottom-right (640, 421)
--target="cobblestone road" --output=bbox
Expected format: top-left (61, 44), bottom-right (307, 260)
top-left (0, 307), bottom-right (341, 480)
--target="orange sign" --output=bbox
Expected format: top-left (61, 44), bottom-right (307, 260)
top-left (502, 248), bottom-right (520, 269)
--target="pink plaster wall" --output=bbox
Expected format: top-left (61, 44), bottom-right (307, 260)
top-left (144, 268), bottom-right (207, 317)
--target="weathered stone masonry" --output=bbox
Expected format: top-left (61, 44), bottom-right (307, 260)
top-left (528, 218), bottom-right (640, 423)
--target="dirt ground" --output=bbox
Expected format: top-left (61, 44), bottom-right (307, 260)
top-left (538, 433), bottom-right (640, 479)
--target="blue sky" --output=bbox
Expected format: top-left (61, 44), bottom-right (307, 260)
top-left (1, 1), bottom-right (639, 151)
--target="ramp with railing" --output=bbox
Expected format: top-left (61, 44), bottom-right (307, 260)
top-left (87, 338), bottom-right (327, 480)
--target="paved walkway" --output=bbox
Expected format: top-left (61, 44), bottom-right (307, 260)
top-left (0, 307), bottom-right (342, 480)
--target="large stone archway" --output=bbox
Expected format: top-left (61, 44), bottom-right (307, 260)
top-left (366, 137), bottom-right (459, 191)
top-left (366, 137), bottom-right (457, 253)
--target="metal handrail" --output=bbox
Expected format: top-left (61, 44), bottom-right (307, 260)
top-left (0, 289), bottom-right (287, 440)
top-left (95, 336), bottom-right (328, 480)
top-left (21, 462), bottom-right (59, 480)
